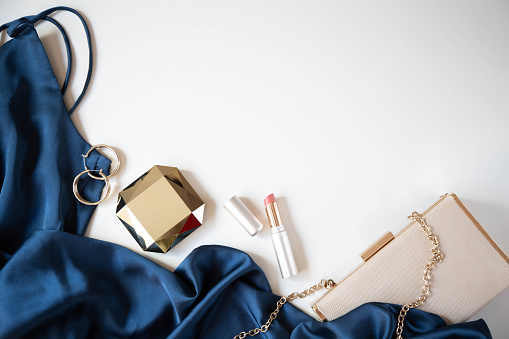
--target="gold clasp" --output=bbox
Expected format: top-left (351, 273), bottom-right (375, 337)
top-left (360, 231), bottom-right (395, 262)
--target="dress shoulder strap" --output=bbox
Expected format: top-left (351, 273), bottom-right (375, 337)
top-left (0, 6), bottom-right (93, 116)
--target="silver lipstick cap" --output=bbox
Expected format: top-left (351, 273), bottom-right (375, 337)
top-left (224, 195), bottom-right (263, 236)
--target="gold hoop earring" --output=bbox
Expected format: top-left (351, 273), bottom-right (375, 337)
top-left (73, 169), bottom-right (111, 206)
top-left (82, 144), bottom-right (120, 180)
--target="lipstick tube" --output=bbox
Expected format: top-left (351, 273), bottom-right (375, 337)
top-left (264, 194), bottom-right (298, 279)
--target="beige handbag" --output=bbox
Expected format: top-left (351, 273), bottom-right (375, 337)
top-left (312, 193), bottom-right (509, 334)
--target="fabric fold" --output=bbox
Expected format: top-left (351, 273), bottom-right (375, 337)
top-left (0, 231), bottom-right (492, 339)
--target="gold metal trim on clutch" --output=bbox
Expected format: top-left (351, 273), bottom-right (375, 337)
top-left (451, 194), bottom-right (509, 265)
top-left (312, 304), bottom-right (327, 322)
top-left (360, 231), bottom-right (395, 262)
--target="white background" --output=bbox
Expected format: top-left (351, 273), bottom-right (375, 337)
top-left (2, 1), bottom-right (509, 337)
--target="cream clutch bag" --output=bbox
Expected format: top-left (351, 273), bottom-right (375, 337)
top-left (312, 193), bottom-right (509, 325)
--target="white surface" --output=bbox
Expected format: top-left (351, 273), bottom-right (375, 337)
top-left (2, 1), bottom-right (509, 337)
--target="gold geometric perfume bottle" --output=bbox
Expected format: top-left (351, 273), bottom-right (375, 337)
top-left (116, 165), bottom-right (205, 252)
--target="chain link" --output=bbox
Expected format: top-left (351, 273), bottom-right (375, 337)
top-left (396, 212), bottom-right (444, 339)
top-left (234, 279), bottom-right (336, 339)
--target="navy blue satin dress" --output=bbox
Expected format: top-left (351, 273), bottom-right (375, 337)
top-left (0, 7), bottom-right (493, 339)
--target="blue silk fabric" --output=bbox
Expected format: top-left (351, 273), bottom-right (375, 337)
top-left (0, 8), bottom-right (493, 339)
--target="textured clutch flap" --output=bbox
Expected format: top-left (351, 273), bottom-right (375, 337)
top-left (312, 194), bottom-right (509, 324)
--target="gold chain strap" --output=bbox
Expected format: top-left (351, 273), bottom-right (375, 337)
top-left (234, 279), bottom-right (336, 339)
top-left (235, 212), bottom-right (442, 339)
top-left (396, 212), bottom-right (444, 339)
